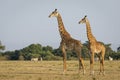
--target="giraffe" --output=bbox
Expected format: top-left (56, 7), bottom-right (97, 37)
top-left (49, 9), bottom-right (85, 74)
top-left (78, 15), bottom-right (106, 75)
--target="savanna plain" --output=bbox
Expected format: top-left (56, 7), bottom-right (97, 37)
top-left (0, 60), bottom-right (120, 80)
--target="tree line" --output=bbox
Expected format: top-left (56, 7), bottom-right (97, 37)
top-left (0, 41), bottom-right (120, 60)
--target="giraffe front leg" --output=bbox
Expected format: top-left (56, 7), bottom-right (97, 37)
top-left (99, 55), bottom-right (105, 75)
top-left (80, 58), bottom-right (85, 75)
top-left (76, 50), bottom-right (85, 75)
top-left (99, 56), bottom-right (102, 75)
top-left (78, 57), bottom-right (85, 74)
top-left (99, 58), bottom-right (105, 75)
top-left (99, 48), bottom-right (105, 75)
top-left (90, 53), bottom-right (94, 75)
top-left (61, 46), bottom-right (67, 74)
top-left (102, 49), bottom-right (105, 75)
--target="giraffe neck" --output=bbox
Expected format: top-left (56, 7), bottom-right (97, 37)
top-left (85, 18), bottom-right (97, 43)
top-left (57, 14), bottom-right (71, 40)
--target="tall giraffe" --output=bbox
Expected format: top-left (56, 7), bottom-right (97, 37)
top-left (78, 15), bottom-right (105, 75)
top-left (49, 9), bottom-right (85, 74)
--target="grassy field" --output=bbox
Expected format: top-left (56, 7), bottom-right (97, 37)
top-left (0, 60), bottom-right (120, 80)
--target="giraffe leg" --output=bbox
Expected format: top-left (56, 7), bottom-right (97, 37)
top-left (99, 56), bottom-right (105, 75)
top-left (99, 48), bottom-right (105, 75)
top-left (101, 55), bottom-right (105, 75)
top-left (76, 50), bottom-right (85, 75)
top-left (99, 56), bottom-right (102, 75)
top-left (78, 58), bottom-right (82, 71)
top-left (61, 46), bottom-right (67, 74)
top-left (80, 58), bottom-right (85, 75)
top-left (78, 57), bottom-right (85, 74)
top-left (90, 52), bottom-right (94, 75)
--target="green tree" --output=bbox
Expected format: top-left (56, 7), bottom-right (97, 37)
top-left (52, 48), bottom-right (62, 56)
top-left (21, 44), bottom-right (42, 60)
top-left (104, 44), bottom-right (116, 59)
top-left (82, 41), bottom-right (90, 59)
top-left (42, 45), bottom-right (53, 52)
top-left (0, 41), bottom-right (5, 50)
top-left (43, 51), bottom-right (55, 60)
top-left (117, 46), bottom-right (120, 52)
top-left (3, 51), bottom-right (15, 60)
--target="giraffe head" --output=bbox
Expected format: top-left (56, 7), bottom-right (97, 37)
top-left (49, 9), bottom-right (59, 18)
top-left (78, 15), bottom-right (87, 24)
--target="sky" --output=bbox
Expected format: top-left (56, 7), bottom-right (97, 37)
top-left (0, 0), bottom-right (120, 51)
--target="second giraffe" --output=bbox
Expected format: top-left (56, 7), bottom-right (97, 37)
top-left (78, 15), bottom-right (106, 75)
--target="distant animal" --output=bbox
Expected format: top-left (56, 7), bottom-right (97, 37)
top-left (109, 56), bottom-right (113, 61)
top-left (31, 58), bottom-right (38, 61)
top-left (95, 57), bottom-right (99, 61)
top-left (40, 57), bottom-right (43, 61)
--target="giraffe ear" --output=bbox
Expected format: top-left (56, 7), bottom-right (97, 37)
top-left (55, 9), bottom-right (57, 12)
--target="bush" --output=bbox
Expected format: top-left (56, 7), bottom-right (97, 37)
top-left (0, 55), bottom-right (8, 60)
top-left (19, 55), bottom-right (24, 60)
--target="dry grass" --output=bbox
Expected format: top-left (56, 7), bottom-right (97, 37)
top-left (0, 60), bottom-right (120, 80)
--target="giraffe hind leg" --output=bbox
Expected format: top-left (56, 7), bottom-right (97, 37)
top-left (102, 47), bottom-right (105, 75)
top-left (75, 48), bottom-right (85, 75)
top-left (99, 57), bottom-right (105, 75)
top-left (90, 52), bottom-right (94, 75)
top-left (61, 46), bottom-right (67, 74)
top-left (81, 59), bottom-right (85, 74)
top-left (99, 51), bottom-right (105, 75)
top-left (78, 57), bottom-right (85, 75)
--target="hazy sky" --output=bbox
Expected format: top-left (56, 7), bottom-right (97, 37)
top-left (0, 0), bottom-right (120, 51)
